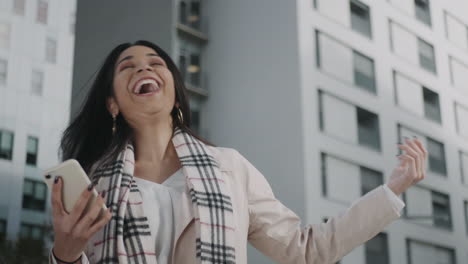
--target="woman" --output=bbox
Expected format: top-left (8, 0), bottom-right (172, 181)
top-left (49, 40), bottom-right (427, 264)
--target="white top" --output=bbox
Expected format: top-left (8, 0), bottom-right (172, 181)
top-left (133, 168), bottom-right (186, 264)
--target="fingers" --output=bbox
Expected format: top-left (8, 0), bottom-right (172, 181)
top-left (399, 137), bottom-right (423, 177)
top-left (73, 194), bottom-right (107, 236)
top-left (398, 154), bottom-right (418, 180)
top-left (51, 176), bottom-right (66, 218)
top-left (68, 183), bottom-right (95, 226)
top-left (85, 207), bottom-right (113, 239)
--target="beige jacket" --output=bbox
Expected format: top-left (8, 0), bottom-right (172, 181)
top-left (50, 146), bottom-right (404, 264)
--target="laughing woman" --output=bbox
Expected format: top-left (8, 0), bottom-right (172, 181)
top-left (49, 40), bottom-right (427, 264)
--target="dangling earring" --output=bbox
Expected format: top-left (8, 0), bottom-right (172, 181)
top-left (112, 114), bottom-right (117, 135)
top-left (177, 107), bottom-right (184, 124)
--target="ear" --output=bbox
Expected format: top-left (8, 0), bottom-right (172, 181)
top-left (106, 97), bottom-right (119, 117)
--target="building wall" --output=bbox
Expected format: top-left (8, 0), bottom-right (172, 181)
top-left (297, 0), bottom-right (468, 263)
top-left (0, 0), bottom-right (76, 241)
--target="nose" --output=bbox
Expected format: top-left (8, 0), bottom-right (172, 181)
top-left (137, 65), bottom-right (153, 73)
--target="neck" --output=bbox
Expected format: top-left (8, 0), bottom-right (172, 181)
top-left (132, 117), bottom-right (175, 164)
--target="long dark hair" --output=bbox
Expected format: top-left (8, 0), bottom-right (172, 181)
top-left (60, 40), bottom-right (215, 175)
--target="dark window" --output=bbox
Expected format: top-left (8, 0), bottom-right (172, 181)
top-left (365, 233), bottom-right (389, 264)
top-left (361, 167), bottom-right (383, 195)
top-left (189, 54), bottom-right (201, 87)
top-left (31, 70), bottom-right (44, 96)
top-left (22, 179), bottom-right (47, 211)
top-left (46, 37), bottom-right (57, 63)
top-left (36, 0), bottom-right (48, 24)
top-left (464, 201), bottom-right (468, 235)
top-left (189, 1), bottom-right (201, 29)
top-left (415, 0), bottom-right (431, 26)
top-left (13, 0), bottom-right (26, 15)
top-left (0, 130), bottom-right (14, 160)
top-left (408, 240), bottom-right (455, 264)
top-left (418, 38), bottom-right (436, 74)
top-left (350, 0), bottom-right (372, 38)
top-left (179, 53), bottom-right (187, 81)
top-left (179, 1), bottom-right (187, 24)
top-left (423, 87), bottom-right (441, 123)
top-left (357, 107), bottom-right (381, 151)
top-left (0, 59), bottom-right (7, 85)
top-left (26, 136), bottom-right (39, 166)
top-left (427, 137), bottom-right (447, 175)
top-left (0, 219), bottom-right (6, 240)
top-left (353, 51), bottom-right (376, 93)
top-left (19, 223), bottom-right (44, 240)
top-left (432, 191), bottom-right (452, 229)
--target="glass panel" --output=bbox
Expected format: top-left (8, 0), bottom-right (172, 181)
top-left (361, 167), bottom-right (383, 195)
top-left (432, 191), bottom-right (452, 229)
top-left (365, 233), bottom-right (389, 264)
top-left (423, 87), bottom-right (441, 123)
top-left (20, 225), bottom-right (30, 238)
top-left (189, 1), bottom-right (201, 29)
top-left (46, 38), bottom-right (57, 63)
top-left (23, 180), bottom-right (33, 196)
top-left (415, 0), bottom-right (432, 26)
top-left (350, 0), bottom-right (372, 38)
top-left (353, 52), bottom-right (376, 93)
top-left (418, 39), bottom-right (436, 73)
top-left (36, 0), bottom-right (48, 24)
top-left (357, 107), bottom-right (381, 150)
top-left (27, 137), bottom-right (38, 154)
top-left (427, 138), bottom-right (447, 175)
top-left (179, 2), bottom-right (187, 24)
top-left (34, 183), bottom-right (46, 200)
top-left (0, 59), bottom-right (7, 85)
top-left (13, 0), bottom-right (26, 15)
top-left (31, 226), bottom-right (42, 239)
top-left (0, 131), bottom-right (13, 160)
top-left (464, 201), bottom-right (468, 235)
top-left (31, 70), bottom-right (44, 96)
top-left (0, 23), bottom-right (10, 49)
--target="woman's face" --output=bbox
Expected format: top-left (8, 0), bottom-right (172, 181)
top-left (109, 45), bottom-right (176, 127)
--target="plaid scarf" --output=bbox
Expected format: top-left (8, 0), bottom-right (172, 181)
top-left (88, 127), bottom-right (236, 264)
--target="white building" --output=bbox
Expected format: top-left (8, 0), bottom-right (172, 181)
top-left (0, 0), bottom-right (76, 245)
top-left (73, 0), bottom-right (468, 263)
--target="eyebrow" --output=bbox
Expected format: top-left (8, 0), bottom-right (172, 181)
top-left (117, 53), bottom-right (161, 66)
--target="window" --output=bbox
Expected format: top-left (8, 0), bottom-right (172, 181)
top-left (179, 1), bottom-right (187, 24)
top-left (19, 223), bottom-right (44, 240)
top-left (408, 240), bottom-right (455, 264)
top-left (464, 201), bottom-right (468, 235)
top-left (188, 1), bottom-right (201, 29)
top-left (179, 50), bottom-right (187, 81)
top-left (22, 179), bottom-right (47, 211)
top-left (13, 0), bottom-right (26, 15)
top-left (455, 103), bottom-right (468, 138)
top-left (350, 0), bottom-right (372, 38)
top-left (432, 191), bottom-right (452, 229)
top-left (353, 51), bottom-right (376, 93)
top-left (0, 219), bottom-right (6, 240)
top-left (461, 151), bottom-right (468, 184)
top-left (449, 57), bottom-right (468, 94)
top-left (0, 23), bottom-right (10, 50)
top-left (357, 107), bottom-right (381, 151)
top-left (26, 136), bottom-right (38, 166)
top-left (427, 138), bottom-right (446, 175)
top-left (321, 153), bottom-right (361, 203)
top-left (361, 167), bottom-right (383, 195)
top-left (0, 130), bottom-right (14, 160)
top-left (36, 0), bottom-right (48, 24)
top-left (0, 59), bottom-right (7, 85)
top-left (415, 0), bottom-right (431, 26)
top-left (423, 87), bottom-right (441, 123)
top-left (46, 37), bottom-right (57, 63)
top-left (31, 70), bottom-right (44, 96)
top-left (188, 54), bottom-right (201, 87)
top-left (418, 38), bottom-right (436, 73)
top-left (365, 233), bottom-right (389, 264)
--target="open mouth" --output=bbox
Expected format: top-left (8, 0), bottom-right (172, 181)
top-left (132, 78), bottom-right (161, 95)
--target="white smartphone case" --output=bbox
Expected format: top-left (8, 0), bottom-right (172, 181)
top-left (43, 159), bottom-right (107, 221)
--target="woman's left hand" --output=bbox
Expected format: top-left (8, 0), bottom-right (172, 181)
top-left (386, 137), bottom-right (428, 196)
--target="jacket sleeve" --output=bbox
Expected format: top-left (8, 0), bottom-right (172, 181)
top-left (49, 247), bottom-right (90, 264)
top-left (239, 150), bottom-right (405, 264)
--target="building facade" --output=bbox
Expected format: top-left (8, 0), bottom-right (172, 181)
top-left (72, 0), bottom-right (468, 263)
top-left (0, 0), bottom-right (76, 246)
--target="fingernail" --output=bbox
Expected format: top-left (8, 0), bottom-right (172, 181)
top-left (54, 176), bottom-right (59, 184)
top-left (87, 183), bottom-right (94, 191)
top-left (101, 190), bottom-right (106, 198)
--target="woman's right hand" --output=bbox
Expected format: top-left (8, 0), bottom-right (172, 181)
top-left (51, 176), bottom-right (113, 262)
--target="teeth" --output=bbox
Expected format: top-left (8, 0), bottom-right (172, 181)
top-left (133, 79), bottom-right (160, 94)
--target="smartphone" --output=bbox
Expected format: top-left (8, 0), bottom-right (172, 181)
top-left (43, 159), bottom-right (108, 221)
